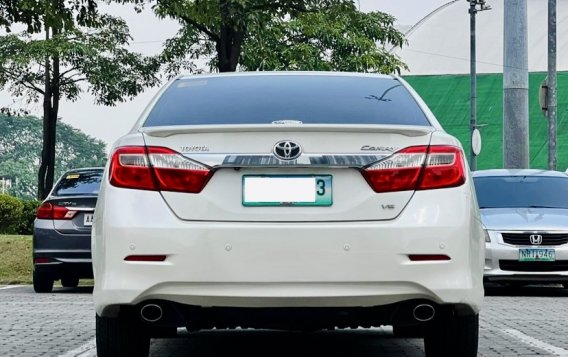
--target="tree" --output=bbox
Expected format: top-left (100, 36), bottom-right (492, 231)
top-left (127, 0), bottom-right (406, 74)
top-left (241, 5), bottom-right (406, 72)
top-left (0, 2), bottom-right (159, 199)
top-left (0, 113), bottom-right (107, 199)
top-left (0, 0), bottom-right (98, 33)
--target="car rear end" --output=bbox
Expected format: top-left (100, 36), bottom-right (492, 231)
top-left (93, 73), bottom-right (484, 357)
top-left (33, 168), bottom-right (103, 292)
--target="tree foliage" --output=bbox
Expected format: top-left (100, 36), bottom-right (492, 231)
top-left (0, 15), bottom-right (160, 105)
top-left (130, 0), bottom-right (406, 74)
top-left (241, 5), bottom-right (405, 72)
top-left (0, 0), bottom-right (98, 33)
top-left (0, 3), bottom-right (159, 199)
top-left (0, 194), bottom-right (24, 233)
top-left (0, 114), bottom-right (107, 199)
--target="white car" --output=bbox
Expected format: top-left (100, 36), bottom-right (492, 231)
top-left (93, 72), bottom-right (484, 356)
top-left (473, 169), bottom-right (568, 288)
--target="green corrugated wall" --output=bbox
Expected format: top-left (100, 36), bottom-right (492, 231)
top-left (404, 73), bottom-right (568, 171)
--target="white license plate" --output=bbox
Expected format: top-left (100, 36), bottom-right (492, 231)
top-left (519, 248), bottom-right (555, 262)
top-left (242, 175), bottom-right (332, 206)
top-left (83, 213), bottom-right (94, 226)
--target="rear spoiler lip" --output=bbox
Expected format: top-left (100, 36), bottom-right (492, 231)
top-left (140, 124), bottom-right (435, 138)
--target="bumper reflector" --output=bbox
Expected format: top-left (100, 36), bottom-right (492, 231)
top-left (34, 257), bottom-right (52, 264)
top-left (408, 254), bottom-right (451, 262)
top-left (124, 255), bottom-right (167, 262)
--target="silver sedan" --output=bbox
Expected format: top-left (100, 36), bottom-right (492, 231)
top-left (473, 169), bottom-right (568, 288)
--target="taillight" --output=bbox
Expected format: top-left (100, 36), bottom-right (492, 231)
top-left (36, 203), bottom-right (77, 220)
top-left (110, 146), bottom-right (155, 190)
top-left (362, 146), bottom-right (427, 193)
top-left (109, 146), bottom-right (212, 193)
top-left (362, 145), bottom-right (465, 193)
top-left (148, 147), bottom-right (211, 193)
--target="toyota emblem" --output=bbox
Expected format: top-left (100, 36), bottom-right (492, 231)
top-left (273, 140), bottom-right (302, 161)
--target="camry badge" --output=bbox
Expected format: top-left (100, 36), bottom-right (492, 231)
top-left (273, 140), bottom-right (302, 161)
top-left (529, 234), bottom-right (543, 245)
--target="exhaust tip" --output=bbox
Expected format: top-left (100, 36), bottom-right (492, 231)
top-left (140, 303), bottom-right (163, 323)
top-left (413, 304), bottom-right (435, 322)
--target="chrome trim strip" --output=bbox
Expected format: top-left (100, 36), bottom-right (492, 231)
top-left (496, 230), bottom-right (568, 234)
top-left (183, 153), bottom-right (390, 168)
top-left (495, 231), bottom-right (568, 246)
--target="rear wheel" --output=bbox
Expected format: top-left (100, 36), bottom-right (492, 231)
top-left (33, 271), bottom-right (54, 293)
top-left (96, 313), bottom-right (150, 357)
top-left (61, 277), bottom-right (79, 288)
top-left (424, 314), bottom-right (479, 357)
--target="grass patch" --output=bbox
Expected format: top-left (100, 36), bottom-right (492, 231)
top-left (0, 234), bottom-right (94, 286)
top-left (0, 235), bottom-right (32, 284)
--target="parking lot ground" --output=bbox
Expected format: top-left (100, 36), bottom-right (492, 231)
top-left (1, 284), bottom-right (567, 356)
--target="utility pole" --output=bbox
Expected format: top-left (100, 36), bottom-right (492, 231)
top-left (503, 0), bottom-right (530, 169)
top-left (547, 0), bottom-right (557, 170)
top-left (468, 0), bottom-right (491, 171)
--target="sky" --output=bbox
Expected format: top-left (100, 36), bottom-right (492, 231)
top-left (0, 0), bottom-right (450, 148)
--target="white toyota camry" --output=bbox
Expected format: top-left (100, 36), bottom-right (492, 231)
top-left (92, 72), bottom-right (484, 356)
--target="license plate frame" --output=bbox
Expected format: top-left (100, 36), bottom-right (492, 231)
top-left (83, 213), bottom-right (94, 226)
top-left (518, 248), bottom-right (556, 262)
top-left (242, 175), bottom-right (332, 207)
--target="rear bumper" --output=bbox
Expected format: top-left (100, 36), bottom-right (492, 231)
top-left (93, 185), bottom-right (485, 317)
top-left (33, 219), bottom-right (93, 279)
top-left (127, 299), bottom-right (475, 331)
top-left (34, 260), bottom-right (93, 279)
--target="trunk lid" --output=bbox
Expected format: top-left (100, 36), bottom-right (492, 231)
top-left (47, 196), bottom-right (97, 234)
top-left (141, 124), bottom-right (433, 222)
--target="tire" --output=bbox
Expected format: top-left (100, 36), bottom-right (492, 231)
top-left (96, 313), bottom-right (150, 357)
top-left (61, 277), bottom-right (79, 288)
top-left (424, 313), bottom-right (479, 357)
top-left (33, 271), bottom-right (54, 293)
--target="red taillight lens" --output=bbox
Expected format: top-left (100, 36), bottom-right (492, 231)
top-left (362, 145), bottom-right (465, 193)
top-left (418, 146), bottom-right (465, 190)
top-left (362, 146), bottom-right (427, 193)
top-left (148, 147), bottom-right (211, 193)
top-left (110, 146), bottom-right (156, 190)
top-left (36, 203), bottom-right (77, 220)
top-left (109, 146), bottom-right (211, 193)
top-left (36, 203), bottom-right (54, 219)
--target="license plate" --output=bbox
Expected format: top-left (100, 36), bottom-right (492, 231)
top-left (83, 213), bottom-right (94, 226)
top-left (519, 248), bottom-right (555, 262)
top-left (242, 175), bottom-right (332, 206)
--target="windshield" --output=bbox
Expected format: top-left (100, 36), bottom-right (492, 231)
top-left (473, 176), bottom-right (568, 209)
top-left (52, 170), bottom-right (103, 196)
top-left (143, 75), bottom-right (430, 127)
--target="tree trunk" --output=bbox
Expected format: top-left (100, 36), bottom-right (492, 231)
top-left (217, 0), bottom-right (245, 72)
top-left (37, 26), bottom-right (51, 200)
top-left (37, 26), bottom-right (60, 200)
top-left (46, 53), bottom-right (60, 195)
top-left (216, 27), bottom-right (244, 72)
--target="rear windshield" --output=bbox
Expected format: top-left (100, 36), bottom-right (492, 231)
top-left (474, 176), bottom-right (568, 209)
top-left (143, 75), bottom-right (430, 127)
top-left (52, 171), bottom-right (103, 196)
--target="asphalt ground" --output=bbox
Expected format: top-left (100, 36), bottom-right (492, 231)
top-left (1, 284), bottom-right (567, 356)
